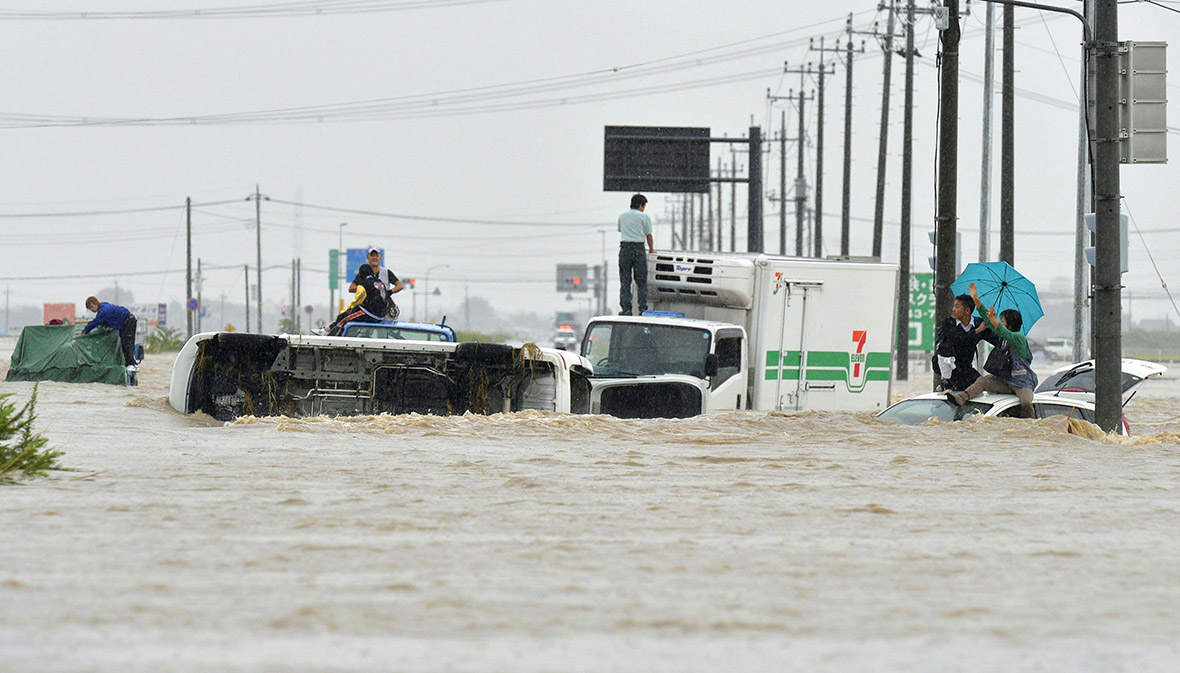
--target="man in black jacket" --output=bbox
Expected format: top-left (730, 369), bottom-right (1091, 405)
top-left (932, 293), bottom-right (998, 391)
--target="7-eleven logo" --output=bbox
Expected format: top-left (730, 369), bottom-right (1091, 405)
top-left (851, 330), bottom-right (867, 380)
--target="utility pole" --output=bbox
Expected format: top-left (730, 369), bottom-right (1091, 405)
top-left (1092, 0), bottom-right (1123, 432)
top-left (748, 125), bottom-right (764, 253)
top-left (246, 185), bottom-right (268, 333)
top-left (681, 193), bottom-right (689, 251)
top-left (716, 156), bottom-right (724, 250)
top-left (773, 66), bottom-right (816, 257)
top-left (781, 109), bottom-right (788, 254)
top-left (841, 17), bottom-right (865, 256)
top-left (934, 0), bottom-right (962, 388)
top-left (243, 264), bottom-right (251, 333)
top-left (290, 258), bottom-right (296, 333)
top-left (856, 3), bottom-right (904, 260)
top-left (811, 31), bottom-right (861, 258)
top-left (730, 155), bottom-right (738, 252)
top-left (693, 191), bottom-right (703, 249)
top-left (706, 173), bottom-right (714, 250)
top-left (897, 0), bottom-right (917, 381)
top-left (795, 88), bottom-right (808, 258)
top-left (185, 196), bottom-right (193, 339)
top-left (1073, 0), bottom-right (1093, 365)
top-left (1000, 5), bottom-right (1015, 265)
top-left (806, 44), bottom-right (837, 258)
top-left (196, 258), bottom-right (203, 333)
top-left (980, 0), bottom-right (996, 262)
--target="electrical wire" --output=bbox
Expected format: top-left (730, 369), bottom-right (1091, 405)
top-left (1122, 198), bottom-right (1180, 322)
top-left (0, 0), bottom-right (506, 20)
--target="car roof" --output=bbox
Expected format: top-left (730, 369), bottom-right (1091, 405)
top-left (893, 390), bottom-right (1090, 408)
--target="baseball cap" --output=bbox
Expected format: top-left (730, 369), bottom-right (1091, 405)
top-left (367, 246), bottom-right (381, 255)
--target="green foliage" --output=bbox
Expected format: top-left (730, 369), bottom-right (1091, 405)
top-left (0, 386), bottom-right (63, 484)
top-left (1122, 327), bottom-right (1180, 361)
top-left (278, 316), bottom-right (302, 334)
top-left (144, 326), bottom-right (185, 353)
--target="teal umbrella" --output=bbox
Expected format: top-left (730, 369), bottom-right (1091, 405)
top-left (950, 261), bottom-right (1043, 335)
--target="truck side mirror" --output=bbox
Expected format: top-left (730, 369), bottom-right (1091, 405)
top-left (705, 353), bottom-right (719, 377)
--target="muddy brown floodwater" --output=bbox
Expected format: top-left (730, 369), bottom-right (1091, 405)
top-left (3, 339), bottom-right (1179, 672)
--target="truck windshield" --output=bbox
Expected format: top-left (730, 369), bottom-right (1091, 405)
top-left (583, 322), bottom-right (711, 378)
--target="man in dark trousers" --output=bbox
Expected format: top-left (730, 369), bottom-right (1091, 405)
top-left (617, 193), bottom-right (655, 315)
top-left (323, 246), bottom-right (404, 335)
top-left (932, 293), bottom-right (998, 391)
top-left (81, 296), bottom-right (139, 372)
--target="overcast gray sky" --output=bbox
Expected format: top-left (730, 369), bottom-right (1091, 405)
top-left (1, 0), bottom-right (1177, 331)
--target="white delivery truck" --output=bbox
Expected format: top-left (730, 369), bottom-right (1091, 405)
top-left (581, 252), bottom-right (898, 418)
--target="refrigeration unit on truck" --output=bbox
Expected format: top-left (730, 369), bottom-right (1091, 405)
top-left (581, 252), bottom-right (898, 418)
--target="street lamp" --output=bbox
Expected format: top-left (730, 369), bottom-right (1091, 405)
top-left (424, 264), bottom-right (449, 323)
top-left (334, 222), bottom-right (348, 313)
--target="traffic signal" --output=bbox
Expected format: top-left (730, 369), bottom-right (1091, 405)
top-left (281, 306), bottom-right (288, 315)
top-left (1083, 212), bottom-right (1129, 273)
top-left (408, 277), bottom-right (417, 289)
top-left (556, 263), bottom-right (589, 292)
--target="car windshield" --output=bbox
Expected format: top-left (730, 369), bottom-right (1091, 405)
top-left (877, 398), bottom-right (992, 425)
top-left (583, 322), bottom-right (711, 378)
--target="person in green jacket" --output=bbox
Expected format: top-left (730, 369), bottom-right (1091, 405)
top-left (945, 282), bottom-right (1039, 418)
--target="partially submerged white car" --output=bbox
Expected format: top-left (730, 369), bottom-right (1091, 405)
top-left (877, 358), bottom-right (1167, 435)
top-left (169, 331), bottom-right (593, 421)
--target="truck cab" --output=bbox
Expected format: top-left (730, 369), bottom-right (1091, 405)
top-left (580, 315), bottom-right (746, 418)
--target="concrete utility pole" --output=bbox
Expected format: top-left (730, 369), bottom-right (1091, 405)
top-left (1074, 0), bottom-right (1093, 365)
top-left (770, 82), bottom-right (813, 257)
top-left (934, 0), bottom-right (961, 388)
top-left (854, 4), bottom-right (904, 260)
top-left (841, 17), bottom-right (860, 256)
top-left (730, 154), bottom-right (738, 252)
top-left (896, 0), bottom-right (918, 381)
top-left (716, 156), bottom-right (724, 250)
top-left (748, 125), bottom-right (764, 253)
top-left (979, 0), bottom-right (996, 262)
top-left (185, 196), bottom-right (193, 339)
top-left (246, 185), bottom-right (269, 333)
top-left (681, 193), bottom-right (689, 250)
top-left (1000, 6), bottom-right (1015, 265)
top-left (243, 264), bottom-right (251, 333)
top-left (1091, 0), bottom-right (1123, 432)
top-left (807, 40), bottom-right (840, 258)
top-left (794, 86), bottom-right (809, 257)
top-left (780, 109), bottom-right (788, 255)
top-left (196, 258), bottom-right (203, 333)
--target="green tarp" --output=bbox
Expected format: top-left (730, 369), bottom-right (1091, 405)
top-left (5, 324), bottom-right (129, 386)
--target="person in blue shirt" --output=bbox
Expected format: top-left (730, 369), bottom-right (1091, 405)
top-left (80, 296), bottom-right (139, 372)
top-left (617, 193), bottom-right (656, 315)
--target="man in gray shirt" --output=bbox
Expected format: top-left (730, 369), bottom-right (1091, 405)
top-left (617, 193), bottom-right (656, 315)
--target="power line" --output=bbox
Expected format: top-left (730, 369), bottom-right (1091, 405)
top-left (0, 199), bottom-right (238, 218)
top-left (0, 0), bottom-right (507, 20)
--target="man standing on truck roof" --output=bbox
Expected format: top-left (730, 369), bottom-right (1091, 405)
top-left (618, 193), bottom-right (655, 316)
top-left (321, 246), bottom-right (404, 335)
